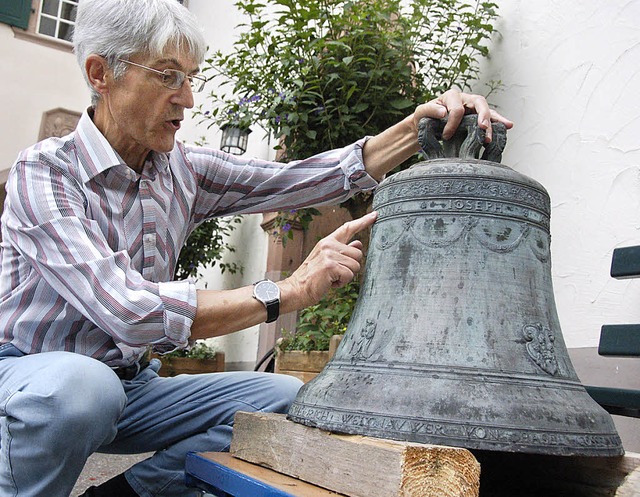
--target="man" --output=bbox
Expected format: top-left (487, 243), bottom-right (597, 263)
top-left (0, 0), bottom-right (512, 495)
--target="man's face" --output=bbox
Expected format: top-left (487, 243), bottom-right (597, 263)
top-left (97, 49), bottom-right (199, 169)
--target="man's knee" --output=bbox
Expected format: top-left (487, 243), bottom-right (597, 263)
top-left (5, 352), bottom-right (127, 444)
top-left (264, 373), bottom-right (303, 413)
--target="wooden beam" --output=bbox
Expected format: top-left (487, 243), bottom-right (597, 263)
top-left (230, 412), bottom-right (640, 496)
top-left (230, 411), bottom-right (480, 497)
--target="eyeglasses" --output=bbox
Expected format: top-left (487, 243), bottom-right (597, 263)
top-left (118, 59), bottom-right (206, 93)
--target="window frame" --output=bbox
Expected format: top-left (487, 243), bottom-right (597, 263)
top-left (11, 0), bottom-right (74, 53)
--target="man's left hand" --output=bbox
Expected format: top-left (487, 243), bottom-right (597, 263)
top-left (413, 89), bottom-right (514, 143)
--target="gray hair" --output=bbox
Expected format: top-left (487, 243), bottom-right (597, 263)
top-left (73, 0), bottom-right (207, 105)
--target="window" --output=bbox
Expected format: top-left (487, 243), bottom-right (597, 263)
top-left (37, 0), bottom-right (78, 42)
top-left (4, 0), bottom-right (78, 52)
top-left (4, 0), bottom-right (186, 51)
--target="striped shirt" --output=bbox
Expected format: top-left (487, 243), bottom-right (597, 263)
top-left (0, 110), bottom-right (377, 368)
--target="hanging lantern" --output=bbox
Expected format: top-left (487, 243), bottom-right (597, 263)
top-left (220, 124), bottom-right (251, 155)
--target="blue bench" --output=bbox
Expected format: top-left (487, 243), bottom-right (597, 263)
top-left (585, 245), bottom-right (640, 418)
top-left (185, 452), bottom-right (341, 497)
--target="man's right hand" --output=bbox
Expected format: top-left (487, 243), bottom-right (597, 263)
top-left (191, 211), bottom-right (377, 339)
top-left (279, 211), bottom-right (378, 312)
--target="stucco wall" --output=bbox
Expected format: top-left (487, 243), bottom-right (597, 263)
top-left (0, 27), bottom-right (89, 181)
top-left (472, 0), bottom-right (640, 450)
top-left (473, 0), bottom-right (640, 348)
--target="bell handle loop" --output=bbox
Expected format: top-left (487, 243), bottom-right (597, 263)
top-left (417, 114), bottom-right (507, 163)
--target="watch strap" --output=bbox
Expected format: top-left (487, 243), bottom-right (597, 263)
top-left (265, 299), bottom-right (279, 323)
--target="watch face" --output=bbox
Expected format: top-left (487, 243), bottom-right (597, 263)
top-left (255, 280), bottom-right (280, 301)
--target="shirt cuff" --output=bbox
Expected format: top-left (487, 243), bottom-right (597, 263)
top-left (152, 279), bottom-right (197, 353)
top-left (342, 137), bottom-right (379, 191)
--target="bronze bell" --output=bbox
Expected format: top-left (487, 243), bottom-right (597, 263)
top-left (288, 115), bottom-right (623, 456)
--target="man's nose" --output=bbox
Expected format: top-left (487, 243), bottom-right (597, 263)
top-left (172, 80), bottom-right (195, 109)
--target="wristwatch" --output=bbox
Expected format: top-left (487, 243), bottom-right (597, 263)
top-left (253, 279), bottom-right (281, 323)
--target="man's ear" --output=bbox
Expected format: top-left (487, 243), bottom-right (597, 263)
top-left (85, 54), bottom-right (111, 97)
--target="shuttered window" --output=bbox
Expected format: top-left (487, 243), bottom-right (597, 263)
top-left (0, 0), bottom-right (32, 29)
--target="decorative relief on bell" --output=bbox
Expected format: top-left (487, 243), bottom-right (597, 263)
top-left (523, 323), bottom-right (559, 376)
top-left (375, 215), bottom-right (541, 256)
top-left (348, 318), bottom-right (378, 363)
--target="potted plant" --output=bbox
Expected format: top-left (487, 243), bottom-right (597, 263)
top-left (275, 279), bottom-right (359, 382)
top-left (152, 341), bottom-right (225, 377)
top-left (198, 0), bottom-right (499, 222)
top-left (174, 215), bottom-right (243, 281)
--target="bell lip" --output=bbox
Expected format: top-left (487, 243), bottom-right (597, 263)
top-left (286, 409), bottom-right (625, 458)
top-left (287, 363), bottom-right (625, 458)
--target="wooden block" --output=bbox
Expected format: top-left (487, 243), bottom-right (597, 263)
top-left (230, 411), bottom-right (480, 497)
top-left (186, 452), bottom-right (344, 496)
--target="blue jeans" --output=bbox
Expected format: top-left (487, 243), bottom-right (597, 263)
top-left (0, 344), bottom-right (302, 496)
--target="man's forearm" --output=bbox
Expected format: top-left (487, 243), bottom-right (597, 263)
top-left (190, 278), bottom-right (311, 340)
top-left (362, 115), bottom-right (421, 181)
top-left (190, 213), bottom-right (378, 340)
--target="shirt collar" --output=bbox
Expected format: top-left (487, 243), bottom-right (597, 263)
top-left (74, 107), bottom-right (171, 184)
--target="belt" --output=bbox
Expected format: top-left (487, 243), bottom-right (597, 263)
top-left (113, 356), bottom-right (150, 380)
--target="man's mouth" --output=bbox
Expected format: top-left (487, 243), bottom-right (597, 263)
top-left (168, 119), bottom-right (182, 130)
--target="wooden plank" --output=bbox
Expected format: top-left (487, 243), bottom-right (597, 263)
top-left (610, 246), bottom-right (640, 279)
top-left (230, 411), bottom-right (480, 497)
top-left (185, 452), bottom-right (344, 497)
top-left (598, 325), bottom-right (640, 357)
top-left (616, 466), bottom-right (640, 497)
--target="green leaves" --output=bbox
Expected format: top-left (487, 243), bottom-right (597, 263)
top-left (279, 279), bottom-right (361, 352)
top-left (196, 0), bottom-right (498, 161)
top-left (175, 216), bottom-right (244, 281)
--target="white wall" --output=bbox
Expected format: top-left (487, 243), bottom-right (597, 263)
top-left (177, 0), bottom-right (275, 368)
top-left (0, 27), bottom-right (90, 180)
top-left (473, 0), bottom-right (640, 348)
